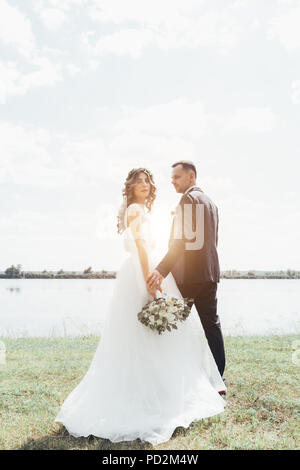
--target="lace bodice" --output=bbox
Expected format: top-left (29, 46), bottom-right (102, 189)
top-left (123, 203), bottom-right (155, 253)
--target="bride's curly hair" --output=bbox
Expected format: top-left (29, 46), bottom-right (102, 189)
top-left (117, 168), bottom-right (157, 234)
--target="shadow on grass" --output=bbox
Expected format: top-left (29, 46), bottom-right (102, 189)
top-left (17, 424), bottom-right (192, 450)
top-left (18, 425), bottom-right (153, 450)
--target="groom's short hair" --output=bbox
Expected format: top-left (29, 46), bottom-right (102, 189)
top-left (172, 160), bottom-right (197, 178)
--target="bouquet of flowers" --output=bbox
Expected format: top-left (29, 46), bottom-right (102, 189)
top-left (137, 294), bottom-right (193, 335)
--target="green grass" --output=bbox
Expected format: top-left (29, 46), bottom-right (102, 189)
top-left (0, 335), bottom-right (299, 450)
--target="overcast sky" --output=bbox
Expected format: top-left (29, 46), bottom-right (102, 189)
top-left (1, 0), bottom-right (300, 272)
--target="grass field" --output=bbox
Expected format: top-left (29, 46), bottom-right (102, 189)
top-left (0, 335), bottom-right (299, 450)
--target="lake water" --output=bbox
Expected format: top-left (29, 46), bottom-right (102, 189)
top-left (0, 279), bottom-right (299, 337)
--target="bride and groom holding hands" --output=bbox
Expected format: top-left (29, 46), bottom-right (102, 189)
top-left (55, 160), bottom-right (226, 446)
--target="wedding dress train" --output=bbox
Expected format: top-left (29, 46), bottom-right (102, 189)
top-left (55, 204), bottom-right (226, 445)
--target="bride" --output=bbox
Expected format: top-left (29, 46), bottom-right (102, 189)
top-left (55, 168), bottom-right (226, 446)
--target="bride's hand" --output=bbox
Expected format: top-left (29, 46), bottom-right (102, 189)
top-left (147, 284), bottom-right (158, 299)
top-left (147, 270), bottom-right (164, 290)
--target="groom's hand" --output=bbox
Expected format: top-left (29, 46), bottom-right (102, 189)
top-left (147, 270), bottom-right (164, 290)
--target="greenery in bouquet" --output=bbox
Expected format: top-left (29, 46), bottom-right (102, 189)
top-left (137, 295), bottom-right (193, 335)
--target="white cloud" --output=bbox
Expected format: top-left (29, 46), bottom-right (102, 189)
top-left (48, 0), bottom-right (87, 9)
top-left (0, 99), bottom-right (281, 193)
top-left (85, 0), bottom-right (244, 57)
top-left (224, 106), bottom-right (279, 133)
top-left (31, 0), bottom-right (90, 37)
top-left (85, 28), bottom-right (155, 58)
top-left (0, 58), bottom-right (62, 103)
top-left (0, 211), bottom-right (53, 240)
top-left (22, 57), bottom-right (62, 88)
top-left (232, 0), bottom-right (249, 7)
top-left (59, 131), bottom-right (196, 189)
top-left (0, 1), bottom-right (66, 101)
top-left (268, 4), bottom-right (300, 51)
top-left (37, 7), bottom-right (66, 30)
top-left (0, 209), bottom-right (102, 251)
top-left (0, 61), bottom-right (21, 103)
top-left (0, 122), bottom-right (71, 188)
top-left (115, 99), bottom-right (210, 137)
top-left (88, 59), bottom-right (100, 71)
top-left (33, 0), bottom-right (88, 30)
top-left (66, 64), bottom-right (81, 77)
top-left (61, 137), bottom-right (108, 182)
top-left (0, 121), bottom-right (50, 163)
top-left (114, 101), bottom-right (279, 137)
top-left (291, 80), bottom-right (300, 104)
top-left (200, 177), bottom-right (234, 192)
top-left (89, 0), bottom-right (205, 25)
top-left (0, 0), bottom-right (36, 59)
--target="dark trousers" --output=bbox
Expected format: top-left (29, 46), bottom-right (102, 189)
top-left (178, 281), bottom-right (226, 377)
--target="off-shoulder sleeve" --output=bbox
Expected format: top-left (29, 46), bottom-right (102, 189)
top-left (125, 204), bottom-right (145, 241)
top-left (126, 203), bottom-right (144, 220)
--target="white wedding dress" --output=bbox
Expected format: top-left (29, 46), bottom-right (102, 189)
top-left (55, 203), bottom-right (226, 445)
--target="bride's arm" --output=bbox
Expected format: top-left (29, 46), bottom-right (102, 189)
top-left (128, 213), bottom-right (149, 281)
top-left (127, 206), bottom-right (157, 298)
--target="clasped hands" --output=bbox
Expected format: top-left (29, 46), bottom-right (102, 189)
top-left (146, 270), bottom-right (164, 299)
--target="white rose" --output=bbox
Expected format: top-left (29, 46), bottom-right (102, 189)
top-left (166, 312), bottom-right (176, 322)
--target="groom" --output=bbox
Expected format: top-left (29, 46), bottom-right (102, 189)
top-left (147, 161), bottom-right (226, 379)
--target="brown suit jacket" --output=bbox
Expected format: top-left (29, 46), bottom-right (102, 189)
top-left (156, 186), bottom-right (220, 285)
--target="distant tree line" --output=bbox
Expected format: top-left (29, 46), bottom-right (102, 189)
top-left (0, 265), bottom-right (116, 279)
top-left (221, 269), bottom-right (300, 279)
top-left (1, 265), bottom-right (300, 280)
